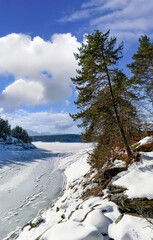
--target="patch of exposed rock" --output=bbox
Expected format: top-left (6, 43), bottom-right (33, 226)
top-left (82, 163), bottom-right (127, 199)
top-left (103, 167), bottom-right (127, 179)
top-left (108, 183), bottom-right (153, 218)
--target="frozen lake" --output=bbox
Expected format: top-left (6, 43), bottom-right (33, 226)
top-left (0, 142), bottom-right (93, 239)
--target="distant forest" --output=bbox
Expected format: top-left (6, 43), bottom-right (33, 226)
top-left (32, 134), bottom-right (83, 143)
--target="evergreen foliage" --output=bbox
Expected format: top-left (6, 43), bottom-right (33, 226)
top-left (12, 126), bottom-right (32, 143)
top-left (127, 35), bottom-right (153, 103)
top-left (32, 134), bottom-right (82, 143)
top-left (0, 117), bottom-right (11, 140)
top-left (0, 117), bottom-right (31, 143)
top-left (71, 30), bottom-right (141, 167)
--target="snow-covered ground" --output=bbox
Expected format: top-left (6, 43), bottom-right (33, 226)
top-left (113, 151), bottom-right (153, 199)
top-left (0, 142), bottom-right (94, 240)
top-left (1, 139), bottom-right (153, 240)
top-left (9, 139), bottom-right (153, 240)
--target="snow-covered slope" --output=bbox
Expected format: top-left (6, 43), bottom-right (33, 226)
top-left (113, 151), bottom-right (153, 199)
top-left (0, 137), bottom-right (35, 150)
top-left (113, 136), bottom-right (153, 199)
top-left (13, 138), bottom-right (153, 240)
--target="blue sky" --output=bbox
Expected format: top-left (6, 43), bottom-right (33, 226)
top-left (0, 0), bottom-right (153, 135)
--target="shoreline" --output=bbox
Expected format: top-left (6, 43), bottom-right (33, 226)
top-left (3, 142), bottom-right (94, 240)
top-left (14, 143), bottom-right (94, 240)
top-left (3, 141), bottom-right (153, 240)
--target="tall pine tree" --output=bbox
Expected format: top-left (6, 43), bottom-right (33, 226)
top-left (71, 30), bottom-right (136, 163)
top-left (127, 35), bottom-right (153, 103)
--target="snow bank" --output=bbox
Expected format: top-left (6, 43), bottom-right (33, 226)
top-left (84, 209), bottom-right (109, 234)
top-left (113, 151), bottom-right (153, 199)
top-left (138, 136), bottom-right (153, 146)
top-left (0, 137), bottom-right (35, 150)
top-left (109, 215), bottom-right (153, 240)
top-left (42, 221), bottom-right (104, 240)
top-left (14, 141), bottom-right (153, 240)
top-left (64, 152), bottom-right (90, 183)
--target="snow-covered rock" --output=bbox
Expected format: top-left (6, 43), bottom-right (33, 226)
top-left (42, 221), bottom-right (104, 240)
top-left (0, 137), bottom-right (35, 150)
top-left (138, 136), bottom-right (153, 146)
top-left (84, 209), bottom-right (109, 234)
top-left (113, 151), bottom-right (153, 199)
top-left (132, 135), bottom-right (153, 152)
top-left (109, 214), bottom-right (153, 240)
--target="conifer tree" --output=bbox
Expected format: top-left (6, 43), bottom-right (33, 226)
top-left (71, 30), bottom-right (134, 163)
top-left (12, 126), bottom-right (31, 143)
top-left (127, 35), bottom-right (153, 103)
top-left (0, 117), bottom-right (11, 140)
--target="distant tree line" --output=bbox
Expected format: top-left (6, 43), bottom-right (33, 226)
top-left (32, 134), bottom-right (83, 143)
top-left (0, 117), bottom-right (32, 143)
top-left (71, 30), bottom-right (153, 168)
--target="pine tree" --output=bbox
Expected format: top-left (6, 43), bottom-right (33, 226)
top-left (127, 35), bottom-right (153, 103)
top-left (12, 126), bottom-right (31, 143)
top-left (0, 117), bottom-right (11, 140)
top-left (112, 71), bottom-right (141, 142)
top-left (71, 30), bottom-right (136, 163)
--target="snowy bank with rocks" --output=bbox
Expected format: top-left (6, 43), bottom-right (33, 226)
top-left (0, 136), bottom-right (35, 150)
top-left (6, 138), bottom-right (153, 240)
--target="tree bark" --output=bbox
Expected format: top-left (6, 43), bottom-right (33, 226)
top-left (105, 66), bottom-right (133, 162)
top-left (150, 61), bottom-right (153, 71)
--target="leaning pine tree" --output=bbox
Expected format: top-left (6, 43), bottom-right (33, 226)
top-left (71, 30), bottom-right (134, 164)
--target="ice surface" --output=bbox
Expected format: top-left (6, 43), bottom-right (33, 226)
top-left (0, 142), bottom-right (93, 239)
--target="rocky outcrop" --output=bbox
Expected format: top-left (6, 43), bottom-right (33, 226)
top-left (82, 164), bottom-right (127, 199)
top-left (108, 183), bottom-right (153, 218)
top-left (29, 217), bottom-right (44, 229)
top-left (103, 167), bottom-right (127, 179)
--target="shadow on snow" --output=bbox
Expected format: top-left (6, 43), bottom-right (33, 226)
top-left (0, 147), bottom-right (68, 169)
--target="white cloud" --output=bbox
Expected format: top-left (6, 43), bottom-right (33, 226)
top-left (81, 0), bottom-right (104, 9)
top-left (0, 79), bottom-right (45, 107)
top-left (1, 109), bottom-right (80, 134)
top-left (59, 9), bottom-right (92, 22)
top-left (0, 33), bottom-right (81, 109)
top-left (91, 0), bottom-right (153, 38)
top-left (60, 0), bottom-right (153, 41)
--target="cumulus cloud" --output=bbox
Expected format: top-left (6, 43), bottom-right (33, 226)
top-left (60, 0), bottom-right (153, 40)
top-left (1, 109), bottom-right (80, 134)
top-left (0, 33), bottom-right (80, 108)
top-left (0, 79), bottom-right (45, 107)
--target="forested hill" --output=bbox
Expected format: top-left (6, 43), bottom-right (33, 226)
top-left (31, 134), bottom-right (83, 143)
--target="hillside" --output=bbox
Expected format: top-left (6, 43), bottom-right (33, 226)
top-left (14, 136), bottom-right (153, 240)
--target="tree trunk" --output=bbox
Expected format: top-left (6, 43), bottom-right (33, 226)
top-left (105, 67), bottom-right (133, 162)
